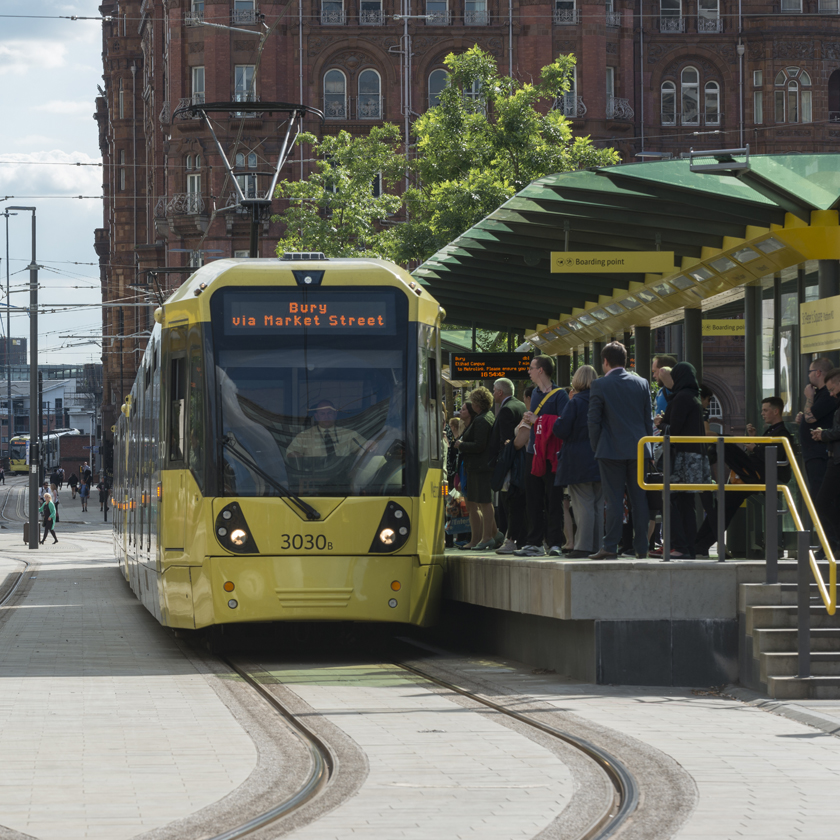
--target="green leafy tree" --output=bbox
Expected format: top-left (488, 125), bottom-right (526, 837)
top-left (272, 124), bottom-right (404, 258)
top-left (394, 46), bottom-right (620, 263)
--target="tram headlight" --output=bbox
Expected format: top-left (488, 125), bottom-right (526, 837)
top-left (379, 528), bottom-right (396, 545)
top-left (215, 502), bottom-right (259, 554)
top-left (369, 502), bottom-right (410, 553)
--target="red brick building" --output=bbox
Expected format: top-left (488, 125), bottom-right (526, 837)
top-left (95, 0), bottom-right (840, 448)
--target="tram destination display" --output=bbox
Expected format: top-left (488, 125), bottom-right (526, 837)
top-left (449, 352), bottom-right (533, 380)
top-left (223, 290), bottom-right (395, 335)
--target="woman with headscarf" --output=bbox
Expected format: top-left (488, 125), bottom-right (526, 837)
top-left (653, 362), bottom-right (711, 558)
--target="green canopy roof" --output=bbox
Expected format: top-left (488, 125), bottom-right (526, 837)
top-left (413, 153), bottom-right (840, 333)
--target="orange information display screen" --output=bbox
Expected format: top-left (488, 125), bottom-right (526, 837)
top-left (223, 290), bottom-right (395, 335)
top-left (449, 352), bottom-right (533, 380)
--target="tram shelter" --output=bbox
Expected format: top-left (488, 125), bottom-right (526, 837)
top-left (415, 153), bottom-right (840, 691)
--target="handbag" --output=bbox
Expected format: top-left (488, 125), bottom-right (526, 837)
top-left (644, 460), bottom-right (664, 511)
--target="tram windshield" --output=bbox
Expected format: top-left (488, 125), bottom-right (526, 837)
top-left (9, 441), bottom-right (26, 463)
top-left (212, 287), bottom-right (408, 497)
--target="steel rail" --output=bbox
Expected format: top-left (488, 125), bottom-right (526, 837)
top-left (395, 661), bottom-right (639, 840)
top-left (204, 656), bottom-right (335, 840)
top-left (0, 483), bottom-right (29, 606)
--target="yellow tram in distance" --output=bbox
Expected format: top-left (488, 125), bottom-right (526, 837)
top-left (113, 255), bottom-right (445, 629)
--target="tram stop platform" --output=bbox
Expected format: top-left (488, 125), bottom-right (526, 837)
top-left (440, 550), bottom-right (837, 695)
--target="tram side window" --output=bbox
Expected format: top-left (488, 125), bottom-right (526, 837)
top-left (428, 355), bottom-right (441, 465)
top-left (169, 357), bottom-right (186, 462)
top-left (188, 348), bottom-right (205, 488)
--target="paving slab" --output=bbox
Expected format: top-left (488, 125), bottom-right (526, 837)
top-left (413, 650), bottom-right (840, 840)
top-left (0, 510), bottom-right (257, 840)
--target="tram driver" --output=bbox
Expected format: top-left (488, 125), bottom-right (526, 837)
top-left (287, 400), bottom-right (367, 460)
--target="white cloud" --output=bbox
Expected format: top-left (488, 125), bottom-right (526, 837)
top-left (0, 150), bottom-right (102, 196)
top-left (0, 41), bottom-right (68, 75)
top-left (32, 100), bottom-right (95, 116)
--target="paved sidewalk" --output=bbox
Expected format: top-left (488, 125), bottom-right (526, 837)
top-left (0, 520), bottom-right (256, 840)
top-left (423, 655), bottom-right (840, 840)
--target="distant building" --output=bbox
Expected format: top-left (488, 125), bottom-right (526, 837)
top-left (95, 0), bottom-right (840, 455)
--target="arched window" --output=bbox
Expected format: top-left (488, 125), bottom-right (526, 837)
top-left (704, 80), bottom-right (720, 124)
top-left (186, 154), bottom-right (193, 171)
top-left (775, 66), bottom-right (811, 123)
top-left (324, 69), bottom-right (347, 119)
top-left (829, 69), bottom-right (840, 121)
top-left (681, 66), bottom-right (699, 124)
top-left (661, 80), bottom-right (676, 124)
top-left (464, 78), bottom-right (485, 113)
top-left (358, 69), bottom-right (382, 119)
top-left (429, 68), bottom-right (448, 108)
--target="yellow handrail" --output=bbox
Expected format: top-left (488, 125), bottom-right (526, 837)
top-left (636, 435), bottom-right (837, 615)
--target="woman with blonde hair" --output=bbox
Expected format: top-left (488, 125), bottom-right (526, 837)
top-left (454, 386), bottom-right (501, 550)
top-left (553, 365), bottom-right (604, 557)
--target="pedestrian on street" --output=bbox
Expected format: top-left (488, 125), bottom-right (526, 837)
top-left (79, 479), bottom-right (90, 512)
top-left (587, 341), bottom-right (654, 559)
top-left (68, 473), bottom-right (78, 499)
top-left (39, 492), bottom-right (57, 544)
top-left (0, 465), bottom-right (5, 485)
top-left (97, 480), bottom-right (108, 512)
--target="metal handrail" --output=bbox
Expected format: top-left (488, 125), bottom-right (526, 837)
top-left (636, 435), bottom-right (836, 614)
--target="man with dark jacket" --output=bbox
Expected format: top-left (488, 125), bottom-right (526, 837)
top-left (745, 396), bottom-right (796, 485)
top-left (588, 341), bottom-right (654, 559)
top-left (796, 357), bottom-right (838, 495)
top-left (488, 378), bottom-right (526, 554)
top-left (811, 369), bottom-right (840, 551)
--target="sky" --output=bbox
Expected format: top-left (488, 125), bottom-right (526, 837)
top-left (0, 0), bottom-right (107, 366)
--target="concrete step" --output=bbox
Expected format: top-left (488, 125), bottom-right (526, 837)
top-left (752, 627), bottom-right (840, 653)
top-left (767, 675), bottom-right (840, 700)
top-left (760, 651), bottom-right (840, 681)
top-left (740, 582), bottom-right (823, 610)
top-left (746, 604), bottom-right (840, 632)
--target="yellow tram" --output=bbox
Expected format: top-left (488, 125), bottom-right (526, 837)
top-left (113, 256), bottom-right (445, 628)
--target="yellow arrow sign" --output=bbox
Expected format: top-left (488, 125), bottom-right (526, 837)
top-left (551, 251), bottom-right (676, 274)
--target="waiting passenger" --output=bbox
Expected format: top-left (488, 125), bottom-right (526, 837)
top-left (796, 357), bottom-right (838, 496)
top-left (553, 365), bottom-right (603, 558)
top-left (588, 341), bottom-right (653, 560)
top-left (454, 386), bottom-right (501, 551)
top-left (652, 363), bottom-right (710, 559)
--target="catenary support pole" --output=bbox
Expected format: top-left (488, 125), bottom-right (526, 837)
top-left (634, 326), bottom-right (651, 386)
top-left (684, 307), bottom-right (703, 383)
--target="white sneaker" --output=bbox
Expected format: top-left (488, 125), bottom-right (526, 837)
top-left (548, 545), bottom-right (562, 556)
top-left (496, 539), bottom-right (517, 555)
top-left (513, 544), bottom-right (546, 557)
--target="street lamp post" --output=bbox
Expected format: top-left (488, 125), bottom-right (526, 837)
top-left (2, 210), bottom-right (17, 460)
top-left (7, 207), bottom-right (39, 549)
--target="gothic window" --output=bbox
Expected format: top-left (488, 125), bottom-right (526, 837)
top-left (704, 81), bottom-right (720, 125)
top-left (774, 67), bottom-right (811, 123)
top-left (357, 69), bottom-right (382, 119)
top-left (681, 66), bottom-right (699, 125)
top-left (661, 80), bottom-right (676, 125)
top-left (429, 69), bottom-right (448, 108)
top-left (324, 69), bottom-right (347, 119)
top-left (829, 69), bottom-right (840, 121)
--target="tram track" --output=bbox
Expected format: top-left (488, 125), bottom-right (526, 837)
top-left (207, 642), bottom-right (639, 840)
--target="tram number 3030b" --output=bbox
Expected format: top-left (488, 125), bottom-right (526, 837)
top-left (280, 534), bottom-right (334, 551)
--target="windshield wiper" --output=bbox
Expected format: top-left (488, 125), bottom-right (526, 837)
top-left (222, 437), bottom-right (321, 521)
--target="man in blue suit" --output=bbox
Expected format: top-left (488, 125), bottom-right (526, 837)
top-left (588, 341), bottom-right (654, 559)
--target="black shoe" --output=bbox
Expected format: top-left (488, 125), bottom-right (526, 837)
top-left (53, 538), bottom-right (58, 544)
